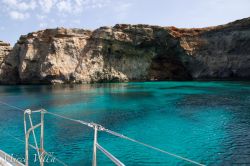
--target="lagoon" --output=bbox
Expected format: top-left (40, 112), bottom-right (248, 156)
top-left (0, 81), bottom-right (250, 165)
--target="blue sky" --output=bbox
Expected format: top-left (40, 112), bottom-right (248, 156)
top-left (0, 0), bottom-right (250, 45)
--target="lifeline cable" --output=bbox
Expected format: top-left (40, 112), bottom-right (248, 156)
top-left (0, 100), bottom-right (205, 166)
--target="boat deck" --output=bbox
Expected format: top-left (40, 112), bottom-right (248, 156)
top-left (0, 150), bottom-right (24, 166)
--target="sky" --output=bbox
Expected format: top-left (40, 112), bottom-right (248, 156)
top-left (0, 0), bottom-right (250, 45)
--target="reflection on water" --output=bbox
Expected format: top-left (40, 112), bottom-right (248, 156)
top-left (0, 81), bottom-right (250, 165)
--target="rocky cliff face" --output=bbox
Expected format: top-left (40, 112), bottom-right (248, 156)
top-left (172, 18), bottom-right (250, 79)
top-left (0, 17), bottom-right (250, 84)
top-left (0, 41), bottom-right (11, 67)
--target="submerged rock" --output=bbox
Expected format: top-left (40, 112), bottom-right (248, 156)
top-left (0, 17), bottom-right (250, 84)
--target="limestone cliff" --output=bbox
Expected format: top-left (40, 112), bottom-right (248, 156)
top-left (170, 17), bottom-right (250, 78)
top-left (0, 17), bottom-right (250, 84)
top-left (0, 41), bottom-right (11, 67)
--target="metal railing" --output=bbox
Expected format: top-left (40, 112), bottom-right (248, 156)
top-left (92, 124), bottom-right (125, 166)
top-left (24, 109), bottom-right (46, 166)
top-left (24, 109), bottom-right (125, 166)
top-left (0, 101), bottom-right (205, 166)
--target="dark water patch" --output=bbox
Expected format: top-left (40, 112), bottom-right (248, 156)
top-left (177, 92), bottom-right (250, 108)
top-left (108, 91), bottom-right (154, 100)
top-left (159, 85), bottom-right (199, 90)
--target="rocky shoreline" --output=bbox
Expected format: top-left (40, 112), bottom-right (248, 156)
top-left (0, 17), bottom-right (250, 84)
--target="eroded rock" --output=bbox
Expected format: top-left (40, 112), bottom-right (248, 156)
top-left (0, 41), bottom-right (11, 65)
top-left (0, 17), bottom-right (250, 84)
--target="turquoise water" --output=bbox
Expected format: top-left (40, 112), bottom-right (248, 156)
top-left (0, 81), bottom-right (250, 165)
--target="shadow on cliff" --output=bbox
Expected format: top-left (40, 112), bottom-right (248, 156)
top-left (98, 26), bottom-right (193, 82)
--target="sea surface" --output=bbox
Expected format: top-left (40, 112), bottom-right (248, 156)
top-left (0, 81), bottom-right (250, 166)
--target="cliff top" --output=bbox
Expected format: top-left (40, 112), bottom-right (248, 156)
top-left (3, 16), bottom-right (250, 45)
top-left (166, 17), bottom-right (250, 37)
top-left (0, 41), bottom-right (11, 46)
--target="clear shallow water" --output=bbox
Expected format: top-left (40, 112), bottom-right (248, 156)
top-left (0, 81), bottom-right (250, 165)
